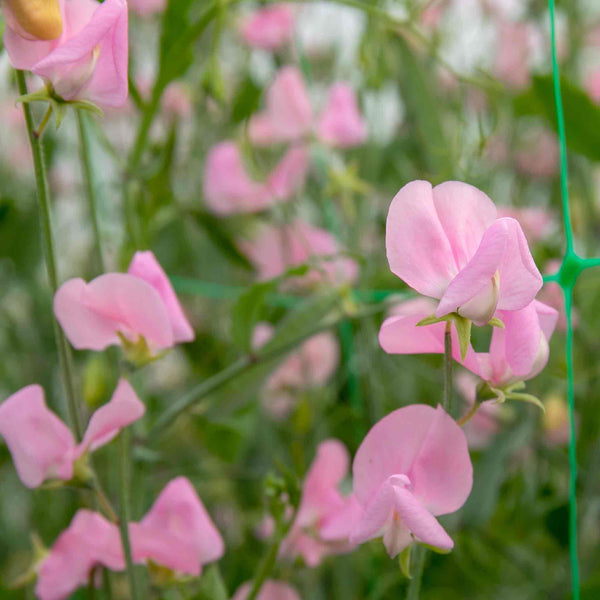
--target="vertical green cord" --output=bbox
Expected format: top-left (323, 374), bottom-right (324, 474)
top-left (16, 71), bottom-right (83, 440)
top-left (547, 0), bottom-right (580, 597)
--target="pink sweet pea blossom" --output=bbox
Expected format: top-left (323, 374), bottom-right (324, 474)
top-left (537, 260), bottom-right (576, 332)
top-left (386, 181), bottom-right (542, 326)
top-left (54, 250), bottom-right (194, 352)
top-left (4, 0), bottom-right (128, 107)
top-left (379, 298), bottom-right (558, 389)
top-left (317, 84), bottom-right (368, 148)
top-left (494, 21), bottom-right (532, 90)
top-left (128, 0), bottom-right (165, 18)
top-left (0, 379), bottom-right (144, 488)
top-left (36, 510), bottom-right (124, 600)
top-left (203, 141), bottom-right (309, 215)
top-left (514, 128), bottom-right (559, 178)
top-left (350, 404), bottom-right (473, 557)
top-left (240, 219), bottom-right (358, 286)
top-left (240, 4), bottom-right (295, 51)
top-left (233, 580), bottom-right (301, 600)
top-left (130, 477), bottom-right (225, 575)
top-left (281, 439), bottom-right (361, 566)
top-left (253, 323), bottom-right (339, 419)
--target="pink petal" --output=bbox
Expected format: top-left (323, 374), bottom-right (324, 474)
top-left (54, 273), bottom-right (174, 351)
top-left (240, 4), bottom-right (295, 50)
top-left (319, 494), bottom-right (362, 541)
top-left (265, 145), bottom-right (309, 201)
top-left (379, 310), bottom-right (446, 355)
top-left (494, 217), bottom-right (543, 311)
top-left (350, 481), bottom-right (395, 544)
top-left (131, 477), bottom-right (225, 575)
top-left (392, 487), bottom-right (453, 551)
top-left (78, 379), bottom-right (144, 455)
top-left (318, 83), bottom-right (367, 148)
top-left (500, 302), bottom-right (543, 378)
top-left (0, 385), bottom-right (75, 488)
top-left (36, 510), bottom-right (123, 600)
top-left (386, 181), bottom-right (458, 299)
top-left (534, 299), bottom-right (559, 341)
top-left (128, 0), bottom-right (166, 17)
top-left (128, 251), bottom-right (195, 343)
top-left (233, 581), bottom-right (301, 600)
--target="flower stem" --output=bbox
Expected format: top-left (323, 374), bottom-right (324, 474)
top-left (245, 532), bottom-right (284, 600)
top-left (456, 401), bottom-right (480, 427)
top-left (117, 430), bottom-right (140, 600)
top-left (443, 321), bottom-right (454, 416)
top-left (16, 70), bottom-right (83, 439)
top-left (406, 545), bottom-right (426, 600)
top-left (34, 104), bottom-right (53, 139)
top-left (76, 110), bottom-right (106, 273)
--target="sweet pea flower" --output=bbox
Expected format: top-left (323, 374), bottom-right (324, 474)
top-left (386, 181), bottom-right (542, 326)
top-left (54, 250), bottom-right (194, 353)
top-left (537, 259), bottom-right (576, 332)
top-left (2, 0), bottom-right (63, 40)
top-left (317, 83), bottom-right (368, 148)
top-left (379, 298), bottom-right (558, 391)
top-left (0, 379), bottom-right (144, 488)
top-left (233, 580), bottom-right (301, 600)
top-left (129, 477), bottom-right (225, 576)
top-left (240, 4), bottom-right (295, 51)
top-left (128, 0), bottom-right (165, 18)
top-left (281, 439), bottom-right (361, 566)
top-left (253, 323), bottom-right (339, 419)
top-left (4, 0), bottom-right (128, 108)
top-left (203, 141), bottom-right (309, 215)
top-left (350, 404), bottom-right (473, 557)
top-left (494, 21), bottom-right (532, 90)
top-left (514, 128), bottom-right (559, 178)
top-left (240, 219), bottom-right (358, 286)
top-left (36, 510), bottom-right (124, 600)
top-left (249, 67), bottom-right (313, 146)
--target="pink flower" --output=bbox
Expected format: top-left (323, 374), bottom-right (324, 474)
top-left (318, 83), bottom-right (367, 148)
top-left (4, 0), bottom-right (128, 108)
top-left (494, 21), bottom-right (532, 90)
top-left (514, 128), bottom-right (559, 178)
top-left (585, 69), bottom-right (600, 104)
top-left (203, 141), bottom-right (309, 215)
top-left (240, 219), bottom-right (358, 286)
top-left (281, 439), bottom-right (361, 566)
top-left (253, 323), bottom-right (339, 419)
top-left (350, 404), bottom-right (473, 557)
top-left (0, 379), bottom-right (144, 488)
top-left (161, 82), bottom-right (192, 119)
top-left (1, 0), bottom-right (63, 40)
top-left (386, 180), bottom-right (542, 326)
top-left (379, 298), bottom-right (558, 389)
top-left (537, 260), bottom-right (576, 332)
top-left (249, 67), bottom-right (313, 146)
top-left (233, 580), bottom-right (301, 600)
top-left (497, 206), bottom-right (554, 245)
top-left (240, 4), bottom-right (295, 51)
top-left (128, 0), bottom-right (165, 18)
top-left (130, 477), bottom-right (225, 575)
top-left (54, 250), bottom-right (194, 352)
top-left (36, 510), bottom-right (124, 600)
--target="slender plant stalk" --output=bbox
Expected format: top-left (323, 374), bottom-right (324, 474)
top-left (443, 321), bottom-right (454, 415)
top-left (16, 70), bottom-right (83, 439)
top-left (245, 532), bottom-right (285, 600)
top-left (406, 545), bottom-right (426, 600)
top-left (117, 429), bottom-right (140, 600)
top-left (76, 111), bottom-right (106, 273)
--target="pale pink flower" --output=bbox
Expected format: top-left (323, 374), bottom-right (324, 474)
top-left (128, 0), bottom-right (165, 18)
top-left (585, 69), bottom-right (600, 104)
top-left (240, 4), bottom-right (295, 51)
top-left (4, 0), bottom-right (128, 107)
top-left (0, 379), bottom-right (144, 488)
top-left (350, 404), bottom-right (473, 557)
top-left (514, 128), bottom-right (559, 178)
top-left (249, 67), bottom-right (313, 146)
top-left (203, 142), bottom-right (309, 215)
top-left (161, 82), bottom-right (192, 119)
top-left (54, 250), bottom-right (194, 352)
top-left (386, 180), bottom-right (542, 326)
top-left (317, 83), bottom-right (367, 148)
top-left (497, 206), bottom-right (554, 245)
top-left (233, 580), bottom-right (301, 600)
top-left (537, 260), bottom-right (576, 332)
top-left (379, 298), bottom-right (558, 389)
top-left (253, 323), bottom-right (339, 419)
top-left (130, 477), bottom-right (225, 575)
top-left (240, 219), bottom-right (358, 287)
top-left (494, 21), bottom-right (532, 90)
top-left (36, 510), bottom-right (124, 600)
top-left (281, 439), bottom-right (361, 566)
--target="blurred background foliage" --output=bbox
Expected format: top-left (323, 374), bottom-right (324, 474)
top-left (1, 0), bottom-right (600, 598)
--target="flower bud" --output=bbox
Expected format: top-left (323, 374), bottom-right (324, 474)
top-left (2, 0), bottom-right (63, 40)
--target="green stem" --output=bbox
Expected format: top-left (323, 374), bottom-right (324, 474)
top-left (16, 70), bottom-right (83, 439)
top-left (443, 321), bottom-right (454, 416)
top-left (146, 300), bottom-right (390, 441)
top-left (34, 104), bottom-right (53, 139)
top-left (117, 430), bottom-right (140, 600)
top-left (245, 533), bottom-right (284, 600)
top-left (406, 545), bottom-right (426, 600)
top-left (76, 110), bottom-right (106, 273)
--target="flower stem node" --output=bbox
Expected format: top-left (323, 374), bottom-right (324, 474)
top-left (147, 561), bottom-right (193, 588)
top-left (416, 312), bottom-right (472, 361)
top-left (117, 332), bottom-right (167, 368)
top-left (476, 380), bottom-right (545, 411)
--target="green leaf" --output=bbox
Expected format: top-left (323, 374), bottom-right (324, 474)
top-left (232, 76), bottom-right (263, 123)
top-left (196, 416), bottom-right (243, 463)
top-left (195, 564), bottom-right (229, 600)
top-left (453, 314), bottom-right (472, 362)
top-left (399, 546), bottom-right (412, 579)
top-left (506, 392), bottom-right (545, 412)
top-left (231, 281), bottom-right (276, 351)
top-left (514, 75), bottom-right (600, 162)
